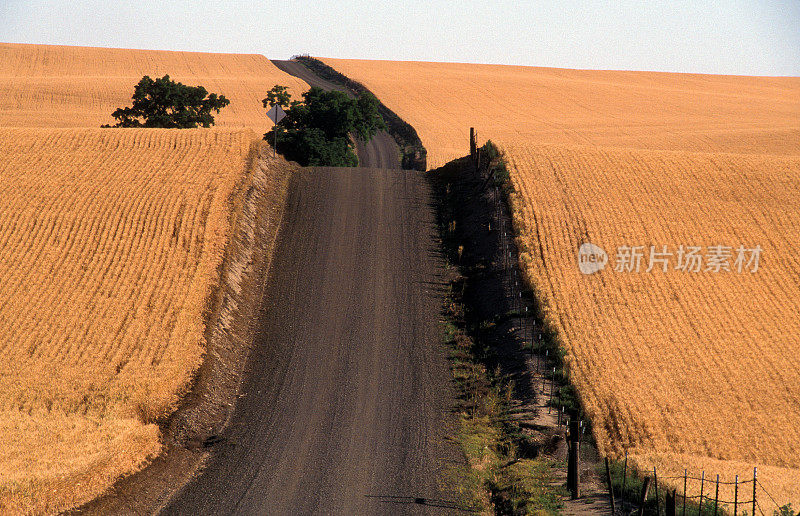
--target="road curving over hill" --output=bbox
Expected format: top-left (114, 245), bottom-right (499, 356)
top-left (271, 59), bottom-right (401, 169)
top-left (155, 61), bottom-right (466, 514)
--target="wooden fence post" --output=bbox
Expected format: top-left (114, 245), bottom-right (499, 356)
top-left (637, 477), bottom-right (651, 516)
top-left (606, 458), bottom-right (616, 515)
top-left (470, 127), bottom-right (477, 161)
top-left (566, 439), bottom-right (574, 491)
top-left (567, 415), bottom-right (580, 499)
top-left (655, 467), bottom-right (660, 516)
top-left (666, 489), bottom-right (677, 516)
top-left (622, 451), bottom-right (628, 498)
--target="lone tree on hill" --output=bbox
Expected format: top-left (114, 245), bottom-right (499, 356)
top-left (263, 85), bottom-right (385, 167)
top-left (103, 75), bottom-right (229, 128)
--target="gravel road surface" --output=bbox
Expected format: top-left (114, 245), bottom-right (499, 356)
top-left (163, 60), bottom-right (461, 515)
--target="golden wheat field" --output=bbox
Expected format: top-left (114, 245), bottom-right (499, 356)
top-left (0, 43), bottom-right (308, 514)
top-left (0, 127), bottom-right (269, 513)
top-left (0, 42), bottom-right (308, 128)
top-left (322, 58), bottom-right (800, 505)
top-left (322, 59), bottom-right (800, 166)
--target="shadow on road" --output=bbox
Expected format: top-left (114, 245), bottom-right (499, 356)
top-left (364, 494), bottom-right (479, 512)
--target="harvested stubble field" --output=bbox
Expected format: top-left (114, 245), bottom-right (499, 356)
top-left (0, 43), bottom-right (308, 514)
top-left (322, 58), bottom-right (800, 505)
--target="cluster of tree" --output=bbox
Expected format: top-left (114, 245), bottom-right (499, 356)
top-left (105, 76), bottom-right (385, 168)
top-left (263, 85), bottom-right (385, 167)
top-left (102, 75), bottom-right (229, 128)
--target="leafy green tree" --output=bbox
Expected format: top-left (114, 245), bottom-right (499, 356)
top-left (263, 85), bottom-right (386, 167)
top-left (103, 75), bottom-right (229, 128)
top-left (355, 92), bottom-right (385, 141)
top-left (282, 128), bottom-right (358, 167)
top-left (262, 85), bottom-right (292, 108)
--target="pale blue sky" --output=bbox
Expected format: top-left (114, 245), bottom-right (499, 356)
top-left (1, 1), bottom-right (798, 76)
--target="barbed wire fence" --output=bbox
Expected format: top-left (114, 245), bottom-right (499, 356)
top-left (608, 459), bottom-right (790, 516)
top-left (473, 130), bottom-right (791, 516)
top-left (478, 129), bottom-right (574, 439)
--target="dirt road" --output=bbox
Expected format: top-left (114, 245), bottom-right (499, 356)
top-left (162, 163), bottom-right (460, 514)
top-left (157, 60), bottom-right (463, 514)
top-left (271, 59), bottom-right (400, 169)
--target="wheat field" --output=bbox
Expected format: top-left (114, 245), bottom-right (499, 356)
top-left (0, 43), bottom-right (308, 514)
top-left (322, 58), bottom-right (800, 504)
top-left (0, 128), bottom-right (265, 513)
top-left (0, 42), bottom-right (308, 128)
top-left (322, 59), bottom-right (800, 166)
